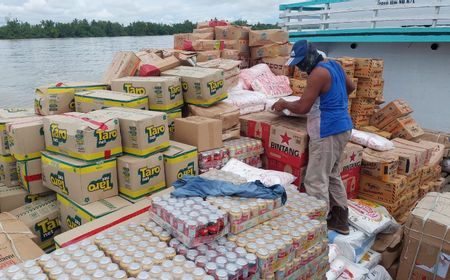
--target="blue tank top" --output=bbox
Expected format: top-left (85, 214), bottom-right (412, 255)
top-left (307, 60), bottom-right (353, 139)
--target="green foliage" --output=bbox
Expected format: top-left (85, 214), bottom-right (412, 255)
top-left (0, 18), bottom-right (279, 39)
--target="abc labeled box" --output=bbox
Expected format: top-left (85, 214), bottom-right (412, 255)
top-left (111, 76), bottom-right (184, 111)
top-left (35, 82), bottom-right (108, 116)
top-left (117, 153), bottom-right (166, 200)
top-left (163, 141), bottom-right (198, 187)
top-left (74, 90), bottom-right (149, 113)
top-left (0, 155), bottom-right (18, 187)
top-left (57, 193), bottom-right (132, 232)
top-left (95, 108), bottom-right (170, 157)
top-left (17, 157), bottom-right (49, 194)
top-left (6, 119), bottom-right (44, 161)
top-left (43, 113), bottom-right (122, 161)
top-left (162, 66), bottom-right (227, 107)
top-left (41, 151), bottom-right (118, 205)
top-left (10, 196), bottom-right (60, 251)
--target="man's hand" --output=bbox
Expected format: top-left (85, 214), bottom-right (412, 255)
top-left (272, 99), bottom-right (287, 112)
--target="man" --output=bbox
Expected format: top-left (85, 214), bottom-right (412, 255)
top-left (272, 40), bottom-right (355, 235)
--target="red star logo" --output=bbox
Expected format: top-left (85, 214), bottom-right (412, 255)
top-left (280, 132), bottom-right (291, 145)
top-left (255, 129), bottom-right (261, 137)
top-left (350, 152), bottom-right (356, 162)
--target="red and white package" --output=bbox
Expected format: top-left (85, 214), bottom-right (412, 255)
top-left (239, 64), bottom-right (276, 90)
top-left (251, 75), bottom-right (292, 98)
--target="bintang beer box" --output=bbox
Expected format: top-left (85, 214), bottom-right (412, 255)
top-left (9, 196), bottom-right (60, 251)
top-left (74, 90), bottom-right (149, 113)
top-left (57, 193), bottom-right (132, 232)
top-left (0, 116), bottom-right (42, 156)
top-left (43, 113), bottom-right (122, 161)
top-left (249, 29), bottom-right (289, 46)
top-left (91, 108), bottom-right (170, 157)
top-left (6, 119), bottom-right (44, 161)
top-left (16, 157), bottom-right (49, 194)
top-left (339, 143), bottom-right (364, 199)
top-left (117, 153), bottom-right (166, 200)
top-left (397, 192), bottom-right (450, 280)
top-left (0, 155), bottom-right (17, 187)
top-left (239, 112), bottom-right (283, 148)
top-left (102, 51), bottom-right (140, 84)
top-left (163, 141), bottom-right (198, 187)
top-left (110, 76), bottom-right (184, 111)
top-left (35, 82), bottom-right (108, 116)
top-left (41, 151), bottom-right (118, 205)
top-left (162, 66), bottom-right (227, 107)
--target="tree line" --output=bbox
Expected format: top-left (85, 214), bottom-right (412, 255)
top-left (0, 19), bottom-right (279, 39)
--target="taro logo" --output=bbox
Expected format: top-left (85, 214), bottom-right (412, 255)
top-left (95, 129), bottom-right (118, 148)
top-left (66, 215), bottom-right (82, 229)
top-left (168, 85), bottom-right (181, 100)
top-left (145, 125), bottom-right (165, 144)
top-left (139, 166), bottom-right (161, 185)
top-left (123, 83), bottom-right (146, 95)
top-left (50, 123), bottom-right (68, 146)
top-left (50, 171), bottom-right (68, 195)
top-left (35, 217), bottom-right (61, 241)
top-left (181, 82), bottom-right (189, 93)
top-left (207, 80), bottom-right (224, 95)
top-left (87, 173), bottom-right (113, 192)
top-left (177, 162), bottom-right (196, 179)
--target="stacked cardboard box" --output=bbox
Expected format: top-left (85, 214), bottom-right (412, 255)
top-left (74, 90), bottom-right (149, 113)
top-left (214, 25), bottom-right (251, 68)
top-left (196, 58), bottom-right (241, 93)
top-left (102, 51), bottom-right (140, 84)
top-left (370, 99), bottom-right (424, 140)
top-left (332, 57), bottom-right (358, 112)
top-left (163, 141), bottom-right (198, 187)
top-left (135, 49), bottom-right (182, 77)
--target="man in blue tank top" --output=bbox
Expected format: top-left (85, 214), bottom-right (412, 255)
top-left (272, 40), bottom-right (355, 235)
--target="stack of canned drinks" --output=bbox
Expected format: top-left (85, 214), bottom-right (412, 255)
top-left (200, 169), bottom-right (247, 185)
top-left (285, 186), bottom-right (328, 220)
top-left (150, 196), bottom-right (229, 247)
top-left (206, 196), bottom-right (283, 234)
top-left (198, 137), bottom-right (264, 173)
top-left (169, 237), bottom-right (259, 280)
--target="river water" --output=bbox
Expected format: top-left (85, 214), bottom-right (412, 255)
top-left (0, 35), bottom-right (172, 107)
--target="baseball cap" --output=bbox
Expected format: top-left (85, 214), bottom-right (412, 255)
top-left (286, 40), bottom-right (308, 66)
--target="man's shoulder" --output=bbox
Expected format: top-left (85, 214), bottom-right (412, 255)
top-left (310, 65), bottom-right (331, 81)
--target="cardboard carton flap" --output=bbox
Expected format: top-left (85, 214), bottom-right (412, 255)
top-left (0, 212), bottom-right (35, 239)
top-left (163, 141), bottom-right (197, 158)
top-left (75, 90), bottom-right (147, 102)
top-left (197, 58), bottom-right (241, 71)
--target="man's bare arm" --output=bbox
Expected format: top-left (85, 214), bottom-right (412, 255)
top-left (345, 75), bottom-right (355, 95)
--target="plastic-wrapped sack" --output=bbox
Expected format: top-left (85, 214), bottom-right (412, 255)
top-left (366, 265), bottom-right (393, 280)
top-left (239, 64), bottom-right (275, 90)
top-left (328, 226), bottom-right (376, 263)
top-left (251, 74), bottom-right (292, 98)
top-left (358, 249), bottom-right (382, 270)
top-left (329, 244), bottom-right (342, 263)
top-left (327, 256), bottom-right (369, 280)
top-left (265, 96), bottom-right (306, 117)
top-left (350, 129), bottom-right (394, 151)
top-left (223, 90), bottom-right (267, 115)
top-left (348, 199), bottom-right (399, 236)
top-left (221, 158), bottom-right (296, 187)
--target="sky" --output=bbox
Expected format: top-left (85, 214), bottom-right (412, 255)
top-left (0, 0), bottom-right (301, 25)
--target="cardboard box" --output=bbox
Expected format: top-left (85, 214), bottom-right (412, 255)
top-left (354, 58), bottom-right (384, 79)
top-left (35, 82), bottom-right (108, 116)
top-left (43, 113), bottom-right (122, 161)
top-left (383, 116), bottom-right (424, 140)
top-left (87, 108), bottom-right (170, 157)
top-left (290, 78), bottom-right (307, 96)
top-left (102, 51), bottom-right (140, 84)
top-left (173, 117), bottom-right (222, 152)
top-left (174, 33), bottom-right (194, 50)
top-left (391, 147), bottom-right (421, 175)
top-left (191, 32), bottom-right (214, 40)
top-left (0, 213), bottom-right (44, 269)
top-left (266, 118), bottom-right (309, 169)
top-left (260, 56), bottom-right (290, 76)
top-left (250, 43), bottom-right (290, 59)
top-left (74, 90), bottom-right (149, 113)
top-left (111, 76), bottom-right (183, 111)
top-left (221, 49), bottom-right (240, 60)
top-left (340, 143), bottom-right (364, 198)
top-left (0, 185), bottom-right (52, 212)
top-left (215, 25), bottom-right (249, 40)
top-left (224, 75), bottom-right (239, 91)
top-left (188, 102), bottom-right (239, 131)
top-left (249, 29), bottom-right (289, 46)
top-left (415, 129), bottom-right (450, 149)
top-left (223, 39), bottom-right (249, 54)
top-left (16, 157), bottom-right (49, 194)
top-left (370, 99), bottom-right (413, 129)
top-left (194, 27), bottom-right (214, 34)
top-left (41, 151), bottom-right (118, 205)
top-left (239, 112), bottom-right (282, 146)
top-left (356, 78), bottom-right (384, 98)
top-left (333, 57), bottom-right (355, 77)
top-left (372, 226), bottom-right (403, 269)
top-left (0, 108), bottom-right (35, 119)
top-left (136, 50), bottom-right (181, 76)
top-left (392, 138), bottom-right (433, 165)
top-left (0, 155), bottom-right (17, 187)
top-left (162, 66), bottom-right (227, 107)
top-left (397, 192), bottom-right (450, 280)
top-left (10, 196), bottom-right (60, 251)
top-left (167, 109), bottom-right (182, 140)
top-left (0, 116), bottom-right (41, 156)
top-left (163, 141), bottom-right (198, 187)
top-left (57, 193), bottom-right (131, 232)
top-left (361, 149), bottom-right (399, 182)
top-left (6, 119), bottom-right (44, 161)
top-left (196, 58), bottom-right (241, 79)
top-left (222, 124), bottom-right (240, 141)
top-left (117, 153), bottom-right (166, 200)
top-left (196, 50), bottom-right (221, 62)
top-left (359, 174), bottom-right (407, 204)
top-left (191, 40), bottom-right (225, 51)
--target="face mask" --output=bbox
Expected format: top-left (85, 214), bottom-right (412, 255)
top-left (296, 43), bottom-right (324, 75)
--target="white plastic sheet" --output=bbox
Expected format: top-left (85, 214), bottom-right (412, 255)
top-left (223, 90), bottom-right (267, 115)
top-left (265, 96), bottom-right (306, 118)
